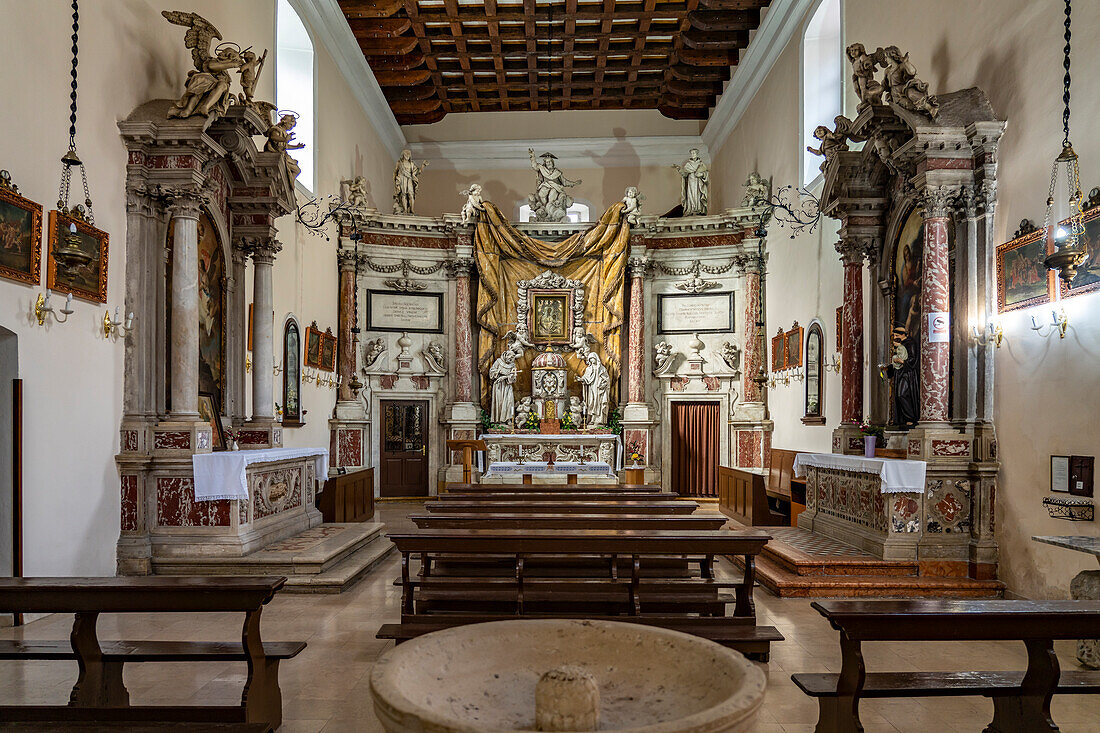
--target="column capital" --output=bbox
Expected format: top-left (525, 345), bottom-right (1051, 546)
top-left (835, 236), bottom-right (878, 266)
top-left (627, 255), bottom-right (651, 278)
top-left (243, 237), bottom-right (282, 265)
top-left (920, 184), bottom-right (965, 218)
top-left (447, 257), bottom-right (476, 278)
top-left (337, 246), bottom-right (360, 272)
top-left (166, 188), bottom-right (206, 220)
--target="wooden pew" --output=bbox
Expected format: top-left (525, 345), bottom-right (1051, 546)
top-left (718, 448), bottom-right (806, 527)
top-left (792, 599), bottom-right (1100, 733)
top-left (378, 528), bottom-right (781, 660)
top-left (317, 466), bottom-right (374, 523)
top-left (436, 491), bottom-right (681, 502)
top-left (0, 577), bottom-right (304, 732)
top-left (443, 482), bottom-right (662, 493)
top-left (423, 500), bottom-right (698, 515)
top-left (412, 513), bottom-right (729, 530)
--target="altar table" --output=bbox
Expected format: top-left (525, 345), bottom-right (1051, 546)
top-left (193, 447), bottom-right (329, 500)
top-left (793, 453), bottom-right (926, 494)
top-left (479, 432), bottom-right (623, 471)
top-left (482, 461), bottom-right (615, 479)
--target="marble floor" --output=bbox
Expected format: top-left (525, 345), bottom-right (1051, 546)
top-left (0, 502), bottom-right (1096, 732)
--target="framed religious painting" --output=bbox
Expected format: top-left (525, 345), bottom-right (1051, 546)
top-left (47, 209), bottom-right (109, 303)
top-left (529, 291), bottom-right (571, 342)
top-left (656, 291), bottom-right (735, 334)
top-left (784, 322), bottom-right (804, 369)
top-left (198, 391), bottom-right (226, 451)
top-left (366, 290), bottom-right (443, 333)
top-left (996, 226), bottom-right (1052, 313)
top-left (0, 170), bottom-right (43, 286)
top-left (305, 322), bottom-right (324, 368)
top-left (1058, 200), bottom-right (1100, 301)
top-left (770, 328), bottom-right (786, 371)
top-left (319, 328), bottom-right (337, 372)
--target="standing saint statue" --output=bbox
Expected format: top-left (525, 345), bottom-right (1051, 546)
top-left (578, 352), bottom-right (611, 428)
top-left (488, 348), bottom-right (518, 425)
top-left (673, 148), bottom-right (709, 217)
top-left (393, 149), bottom-right (427, 215)
top-left (528, 149), bottom-right (581, 222)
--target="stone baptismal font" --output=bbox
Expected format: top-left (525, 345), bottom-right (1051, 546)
top-left (370, 619), bottom-right (766, 732)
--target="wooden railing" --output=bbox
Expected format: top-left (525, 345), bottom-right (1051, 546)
top-left (318, 467), bottom-right (375, 523)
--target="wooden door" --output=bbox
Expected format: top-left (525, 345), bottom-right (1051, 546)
top-left (380, 400), bottom-right (429, 497)
top-left (670, 402), bottom-right (720, 497)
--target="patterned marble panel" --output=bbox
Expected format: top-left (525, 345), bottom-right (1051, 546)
top-left (931, 439), bottom-right (970, 457)
top-left (624, 428), bottom-right (649, 462)
top-left (251, 465), bottom-right (303, 521)
top-left (121, 430), bottom-right (139, 452)
top-left (920, 217), bottom-right (951, 422)
top-left (891, 495), bottom-right (921, 533)
top-left (120, 475), bottom-right (138, 532)
top-left (337, 428), bottom-right (363, 467)
top-left (926, 479), bottom-right (972, 534)
top-left (737, 431), bottom-right (762, 469)
top-left (237, 430), bottom-right (270, 446)
top-left (814, 468), bottom-right (887, 533)
top-left (156, 477), bottom-right (229, 527)
top-left (153, 431), bottom-right (190, 450)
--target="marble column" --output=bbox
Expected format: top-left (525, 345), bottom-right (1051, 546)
top-left (920, 189), bottom-right (954, 424)
top-left (228, 244), bottom-right (250, 419)
top-left (452, 257), bottom-right (475, 404)
top-left (741, 262), bottom-right (763, 404)
top-left (626, 259), bottom-right (647, 404)
top-left (168, 195), bottom-right (202, 418)
top-left (250, 239), bottom-right (281, 421)
top-left (838, 245), bottom-right (864, 425)
top-left (336, 247), bottom-right (358, 403)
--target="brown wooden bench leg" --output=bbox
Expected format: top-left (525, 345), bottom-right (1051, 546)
top-left (516, 555), bottom-right (526, 615)
top-left (241, 608), bottom-right (283, 731)
top-left (734, 555), bottom-right (756, 619)
top-left (68, 611), bottom-right (129, 708)
top-left (401, 552), bottom-right (413, 615)
top-left (984, 639), bottom-right (1060, 733)
top-left (630, 555), bottom-right (641, 616)
top-left (814, 632), bottom-right (865, 733)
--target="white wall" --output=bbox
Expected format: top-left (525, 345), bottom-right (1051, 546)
top-left (0, 0), bottom-right (393, 576)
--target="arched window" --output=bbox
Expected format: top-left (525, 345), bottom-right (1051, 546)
top-left (282, 318), bottom-right (302, 425)
top-left (803, 322), bottom-right (825, 424)
top-left (801, 0), bottom-right (842, 187)
top-left (518, 202), bottom-right (591, 223)
top-left (276, 0), bottom-right (315, 191)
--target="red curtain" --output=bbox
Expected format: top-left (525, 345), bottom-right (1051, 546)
top-left (671, 402), bottom-right (720, 497)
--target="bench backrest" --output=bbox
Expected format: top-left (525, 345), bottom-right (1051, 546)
top-left (0, 576), bottom-right (287, 613)
top-left (424, 501), bottom-right (698, 515)
top-left (768, 448), bottom-right (801, 498)
top-left (437, 492), bottom-right (678, 502)
top-left (389, 528), bottom-right (771, 555)
top-left (411, 514), bottom-right (729, 530)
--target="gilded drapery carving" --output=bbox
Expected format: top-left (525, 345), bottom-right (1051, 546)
top-left (474, 201), bottom-right (629, 403)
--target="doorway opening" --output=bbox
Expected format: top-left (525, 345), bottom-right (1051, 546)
top-left (670, 401), bottom-right (720, 497)
top-left (0, 326), bottom-right (18, 626)
top-left (379, 400), bottom-right (429, 497)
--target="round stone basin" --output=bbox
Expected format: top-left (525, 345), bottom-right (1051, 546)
top-left (370, 619), bottom-right (767, 733)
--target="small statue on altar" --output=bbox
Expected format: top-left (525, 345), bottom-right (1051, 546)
top-left (621, 186), bottom-right (644, 226)
top-left (393, 149), bottom-right (428, 215)
top-left (460, 183), bottom-right (485, 225)
top-left (489, 348), bottom-right (518, 425)
top-left (343, 176), bottom-right (369, 208)
top-left (877, 46), bottom-right (940, 119)
top-left (579, 352), bottom-right (611, 428)
top-left (514, 396), bottom-right (533, 430)
top-left (884, 326), bottom-right (919, 427)
top-left (653, 342), bottom-right (676, 376)
top-left (846, 42), bottom-right (884, 106)
top-left (673, 149), bottom-right (709, 216)
top-left (806, 116), bottom-right (861, 172)
top-left (264, 113), bottom-right (305, 179)
top-left (741, 172), bottom-right (771, 209)
top-left (236, 48), bottom-right (267, 108)
top-left (528, 150), bottom-right (581, 222)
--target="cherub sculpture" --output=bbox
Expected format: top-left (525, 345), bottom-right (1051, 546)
top-left (806, 116), bottom-right (863, 171)
top-left (237, 48), bottom-right (267, 108)
top-left (877, 46), bottom-right (940, 119)
top-left (621, 186), bottom-right (645, 226)
top-left (846, 43), bottom-right (884, 106)
top-left (653, 342), bottom-right (676, 376)
top-left (162, 11), bottom-right (244, 119)
top-left (422, 341), bottom-right (446, 372)
top-left (343, 176), bottom-right (369, 208)
top-left (264, 113), bottom-right (304, 179)
top-left (720, 341), bottom-right (742, 371)
top-left (741, 171), bottom-right (771, 208)
top-left (460, 183), bottom-right (485, 225)
top-left (362, 337), bottom-right (386, 370)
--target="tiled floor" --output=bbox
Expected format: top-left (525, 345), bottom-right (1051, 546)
top-left (764, 526), bottom-right (875, 558)
top-left (0, 502), bottom-right (1096, 732)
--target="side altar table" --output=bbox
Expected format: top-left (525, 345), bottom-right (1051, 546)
top-left (794, 453), bottom-right (929, 561)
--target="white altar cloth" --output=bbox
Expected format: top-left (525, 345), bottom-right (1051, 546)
top-left (793, 453), bottom-right (927, 494)
top-left (483, 461), bottom-right (615, 478)
top-left (478, 433), bottom-right (623, 470)
top-left (193, 447), bottom-right (329, 501)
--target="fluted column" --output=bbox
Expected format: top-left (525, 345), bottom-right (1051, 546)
top-left (250, 239), bottom-right (281, 421)
top-left (837, 242), bottom-right (865, 425)
top-left (452, 257), bottom-right (475, 404)
top-left (920, 188), bottom-right (955, 424)
top-left (626, 257), bottom-right (648, 404)
top-left (337, 247), bottom-right (358, 402)
top-left (168, 194), bottom-right (203, 417)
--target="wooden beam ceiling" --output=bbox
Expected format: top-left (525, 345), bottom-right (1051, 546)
top-left (337, 0), bottom-right (771, 124)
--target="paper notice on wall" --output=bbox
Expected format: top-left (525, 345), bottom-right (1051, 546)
top-left (927, 312), bottom-right (950, 343)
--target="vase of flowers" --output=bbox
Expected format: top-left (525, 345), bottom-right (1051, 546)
top-left (626, 440), bottom-right (644, 466)
top-left (859, 423), bottom-right (884, 458)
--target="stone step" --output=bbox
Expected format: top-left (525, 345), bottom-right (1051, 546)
top-left (283, 533), bottom-right (397, 594)
top-left (759, 538), bottom-right (919, 578)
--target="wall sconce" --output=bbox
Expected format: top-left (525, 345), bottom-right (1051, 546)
top-left (273, 361), bottom-right (283, 376)
top-left (102, 306), bottom-right (135, 338)
top-left (245, 355), bottom-right (253, 373)
top-left (766, 375), bottom-right (777, 389)
top-left (1030, 309), bottom-right (1069, 339)
top-left (825, 353), bottom-right (842, 373)
top-left (789, 367), bottom-right (805, 383)
top-left (34, 290), bottom-right (74, 325)
top-left (971, 321), bottom-right (1003, 348)
top-left (302, 367), bottom-right (316, 384)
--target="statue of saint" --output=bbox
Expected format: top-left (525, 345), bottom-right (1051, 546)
top-left (579, 352), bottom-right (611, 428)
top-left (528, 150), bottom-right (581, 222)
top-left (393, 149), bottom-right (427, 215)
top-left (488, 349), bottom-right (518, 425)
top-left (673, 149), bottom-right (709, 216)
top-left (884, 327), bottom-right (919, 427)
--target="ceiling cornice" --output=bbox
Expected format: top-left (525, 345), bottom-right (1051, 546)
top-left (702, 0), bottom-right (817, 154)
top-left (405, 136), bottom-right (709, 171)
top-left (291, 0), bottom-right (406, 159)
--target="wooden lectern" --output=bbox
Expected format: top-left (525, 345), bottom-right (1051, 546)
top-left (446, 439), bottom-right (487, 484)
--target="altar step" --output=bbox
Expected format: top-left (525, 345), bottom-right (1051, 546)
top-left (151, 522), bottom-right (395, 594)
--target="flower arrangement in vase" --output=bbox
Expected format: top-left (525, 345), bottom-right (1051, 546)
top-left (224, 427), bottom-right (240, 451)
top-left (858, 422), bottom-right (884, 458)
top-left (626, 440), bottom-right (644, 465)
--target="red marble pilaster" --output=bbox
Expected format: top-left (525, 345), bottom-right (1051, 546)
top-left (627, 268), bottom-right (646, 403)
top-left (336, 250), bottom-right (357, 402)
top-left (920, 216), bottom-right (951, 422)
top-left (741, 269), bottom-right (762, 403)
top-left (453, 258), bottom-right (475, 403)
top-left (840, 252), bottom-right (864, 424)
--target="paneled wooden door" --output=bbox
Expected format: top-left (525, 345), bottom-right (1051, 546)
top-left (379, 400), bottom-right (429, 497)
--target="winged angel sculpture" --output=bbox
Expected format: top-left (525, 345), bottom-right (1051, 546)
top-left (162, 11), bottom-right (266, 120)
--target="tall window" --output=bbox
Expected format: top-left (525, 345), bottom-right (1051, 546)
top-left (804, 322), bottom-right (825, 424)
top-left (277, 0), bottom-right (315, 190)
top-left (801, 0), bottom-right (842, 186)
top-left (283, 319), bottom-right (302, 425)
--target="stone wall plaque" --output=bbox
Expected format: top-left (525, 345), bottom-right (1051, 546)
top-left (657, 291), bottom-right (734, 334)
top-left (366, 290), bottom-right (443, 333)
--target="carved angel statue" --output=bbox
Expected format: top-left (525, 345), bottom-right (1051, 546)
top-left (237, 48), bottom-right (267, 107)
top-left (720, 341), bottom-right (742, 371)
top-left (460, 183), bottom-right (485, 225)
top-left (621, 186), bottom-right (645, 226)
top-left (162, 11), bottom-right (244, 119)
top-left (393, 149), bottom-right (428, 215)
top-left (877, 46), bottom-right (940, 119)
top-left (343, 176), bottom-right (369, 208)
top-left (528, 150), bottom-right (581, 222)
top-left (806, 116), bottom-right (863, 171)
top-left (654, 342), bottom-right (676, 376)
top-left (362, 337), bottom-right (386, 370)
top-left (741, 172), bottom-right (771, 208)
top-left (514, 396), bottom-right (533, 429)
top-left (264, 113), bottom-right (304, 179)
top-left (422, 341), bottom-right (446, 372)
top-left (846, 43), bottom-right (884, 106)
top-left (673, 149), bottom-right (709, 216)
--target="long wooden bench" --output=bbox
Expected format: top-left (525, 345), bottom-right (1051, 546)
top-left (411, 513), bottom-right (729, 530)
top-left (444, 482), bottom-right (662, 493)
top-left (792, 599), bottom-right (1100, 733)
top-left (423, 500), bottom-right (698, 515)
top-left (436, 491), bottom-right (681, 502)
top-left (0, 577), bottom-right (304, 732)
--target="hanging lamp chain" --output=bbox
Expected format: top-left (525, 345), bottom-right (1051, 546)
top-left (56, 0), bottom-right (94, 224)
top-left (1061, 0), bottom-right (1071, 148)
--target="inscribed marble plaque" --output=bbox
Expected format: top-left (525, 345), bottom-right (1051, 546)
top-left (657, 292), bottom-right (734, 333)
top-left (367, 290), bottom-right (443, 333)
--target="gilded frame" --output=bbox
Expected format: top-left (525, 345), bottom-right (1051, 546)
top-left (47, 210), bottom-right (109, 303)
top-left (0, 182), bottom-right (42, 286)
top-left (996, 226), bottom-right (1053, 313)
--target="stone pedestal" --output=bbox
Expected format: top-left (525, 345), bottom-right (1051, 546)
top-left (1071, 571), bottom-right (1100, 668)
